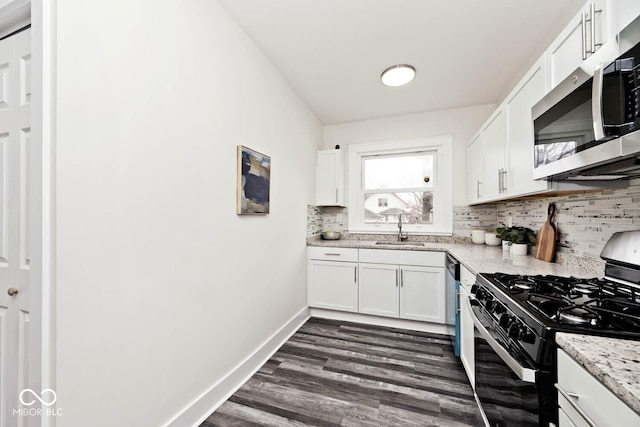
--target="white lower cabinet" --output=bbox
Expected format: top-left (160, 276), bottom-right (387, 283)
top-left (459, 284), bottom-right (475, 389)
top-left (358, 263), bottom-right (445, 322)
top-left (557, 349), bottom-right (640, 426)
top-left (358, 263), bottom-right (400, 317)
top-left (358, 249), bottom-right (446, 323)
top-left (400, 265), bottom-right (445, 323)
top-left (308, 247), bottom-right (359, 312)
top-left (460, 265), bottom-right (476, 389)
top-left (309, 247), bottom-right (446, 324)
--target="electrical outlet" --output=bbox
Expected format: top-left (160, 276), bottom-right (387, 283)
top-left (507, 216), bottom-right (513, 227)
top-left (336, 213), bottom-right (343, 222)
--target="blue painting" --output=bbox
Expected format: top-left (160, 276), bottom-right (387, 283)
top-left (237, 145), bottom-right (271, 214)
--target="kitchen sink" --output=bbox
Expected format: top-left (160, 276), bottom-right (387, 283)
top-left (374, 241), bottom-right (425, 247)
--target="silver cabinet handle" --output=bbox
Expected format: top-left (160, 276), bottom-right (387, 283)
top-left (476, 180), bottom-right (482, 198)
top-left (455, 289), bottom-right (460, 314)
top-left (581, 11), bottom-right (587, 60)
top-left (354, 266), bottom-right (357, 283)
top-left (396, 268), bottom-right (399, 287)
top-left (498, 169), bottom-right (503, 193)
top-left (590, 3), bottom-right (596, 54)
top-left (502, 169), bottom-right (508, 192)
top-left (555, 383), bottom-right (597, 427)
top-left (400, 269), bottom-right (404, 287)
top-left (324, 253), bottom-right (341, 256)
top-left (335, 188), bottom-right (338, 203)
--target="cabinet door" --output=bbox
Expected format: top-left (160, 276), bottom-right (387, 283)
top-left (399, 266), bottom-right (445, 323)
top-left (460, 285), bottom-right (475, 389)
top-left (308, 260), bottom-right (358, 312)
top-left (359, 263), bottom-right (399, 318)
top-left (505, 56), bottom-right (550, 198)
top-left (611, 0), bottom-right (640, 34)
top-left (316, 150), bottom-right (345, 206)
top-left (557, 349), bottom-right (640, 426)
top-left (482, 108), bottom-right (507, 200)
top-left (548, 0), bottom-right (609, 88)
top-left (467, 133), bottom-right (484, 204)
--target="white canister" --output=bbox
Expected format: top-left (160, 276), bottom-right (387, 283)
top-left (471, 229), bottom-right (486, 244)
top-left (484, 232), bottom-right (501, 246)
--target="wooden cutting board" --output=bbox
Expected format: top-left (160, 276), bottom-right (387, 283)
top-left (534, 203), bottom-right (557, 262)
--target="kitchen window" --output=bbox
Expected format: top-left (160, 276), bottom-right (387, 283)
top-left (347, 136), bottom-right (453, 235)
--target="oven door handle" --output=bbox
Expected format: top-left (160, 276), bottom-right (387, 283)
top-left (470, 302), bottom-right (537, 383)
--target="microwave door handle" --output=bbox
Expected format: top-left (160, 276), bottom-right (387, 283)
top-left (592, 63), bottom-right (605, 141)
top-left (470, 304), bottom-right (536, 383)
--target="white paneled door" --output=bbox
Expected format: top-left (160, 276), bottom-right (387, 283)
top-left (0, 28), bottom-right (31, 427)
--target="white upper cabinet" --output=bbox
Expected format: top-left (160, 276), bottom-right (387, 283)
top-left (611, 0), bottom-right (640, 35)
top-left (481, 108), bottom-right (507, 200)
top-left (547, 0), bottom-right (611, 88)
top-left (504, 56), bottom-right (549, 197)
top-left (467, 133), bottom-right (484, 203)
top-left (316, 149), bottom-right (346, 206)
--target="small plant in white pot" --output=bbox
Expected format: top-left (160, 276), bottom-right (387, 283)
top-left (508, 226), bottom-right (537, 255)
top-left (496, 226), bottom-right (513, 251)
top-left (496, 226), bottom-right (536, 254)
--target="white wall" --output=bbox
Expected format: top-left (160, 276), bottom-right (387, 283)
top-left (323, 105), bottom-right (496, 205)
top-left (54, 1), bottom-right (321, 426)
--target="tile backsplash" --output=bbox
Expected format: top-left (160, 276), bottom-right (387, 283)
top-left (496, 184), bottom-right (640, 260)
top-left (308, 182), bottom-right (640, 264)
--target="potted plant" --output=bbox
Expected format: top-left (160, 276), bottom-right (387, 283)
top-left (496, 226), bottom-right (537, 254)
top-left (509, 226), bottom-right (537, 255)
top-left (496, 225), bottom-right (514, 251)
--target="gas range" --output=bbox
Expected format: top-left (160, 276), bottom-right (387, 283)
top-left (473, 272), bottom-right (640, 368)
top-left (471, 231), bottom-right (640, 426)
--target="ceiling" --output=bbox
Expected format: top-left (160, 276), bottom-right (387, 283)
top-left (217, 0), bottom-right (586, 125)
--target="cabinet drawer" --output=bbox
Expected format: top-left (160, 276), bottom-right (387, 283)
top-left (557, 349), bottom-right (640, 426)
top-left (358, 249), bottom-right (445, 267)
top-left (308, 246), bottom-right (358, 262)
top-left (460, 264), bottom-right (476, 289)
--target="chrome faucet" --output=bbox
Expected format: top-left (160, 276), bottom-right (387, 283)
top-left (397, 216), bottom-right (409, 241)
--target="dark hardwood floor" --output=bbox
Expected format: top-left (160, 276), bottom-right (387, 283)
top-left (201, 317), bottom-right (482, 426)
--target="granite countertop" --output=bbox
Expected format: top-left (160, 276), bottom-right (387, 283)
top-left (556, 333), bottom-right (640, 415)
top-left (308, 239), bottom-right (599, 278)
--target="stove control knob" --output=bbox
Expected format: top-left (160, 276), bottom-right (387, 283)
top-left (507, 322), bottom-right (522, 340)
top-left (471, 284), bottom-right (479, 294)
top-left (486, 300), bottom-right (498, 312)
top-left (475, 288), bottom-right (485, 300)
top-left (494, 303), bottom-right (506, 315)
top-left (498, 313), bottom-right (511, 329)
top-left (520, 328), bottom-right (536, 344)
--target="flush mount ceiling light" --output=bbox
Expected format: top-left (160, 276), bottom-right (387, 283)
top-left (381, 64), bottom-right (416, 87)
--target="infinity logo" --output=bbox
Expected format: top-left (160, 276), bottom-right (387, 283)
top-left (19, 389), bottom-right (57, 407)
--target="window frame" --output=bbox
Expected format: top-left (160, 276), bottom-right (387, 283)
top-left (347, 136), bottom-right (453, 235)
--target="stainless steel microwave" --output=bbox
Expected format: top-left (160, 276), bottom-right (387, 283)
top-left (532, 18), bottom-right (640, 181)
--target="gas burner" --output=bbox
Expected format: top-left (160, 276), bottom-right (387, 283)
top-left (570, 281), bottom-right (601, 297)
top-left (557, 306), bottom-right (601, 327)
top-left (510, 278), bottom-right (537, 291)
top-left (492, 273), bottom-right (541, 293)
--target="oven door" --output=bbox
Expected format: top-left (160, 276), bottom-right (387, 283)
top-left (471, 302), bottom-right (540, 426)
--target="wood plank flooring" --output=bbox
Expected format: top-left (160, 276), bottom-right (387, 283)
top-left (201, 317), bottom-right (482, 426)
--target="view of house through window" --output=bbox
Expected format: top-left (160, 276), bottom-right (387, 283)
top-left (363, 152), bottom-right (434, 225)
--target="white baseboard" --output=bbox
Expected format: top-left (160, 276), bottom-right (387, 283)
top-left (309, 308), bottom-right (452, 335)
top-left (165, 307), bottom-right (310, 427)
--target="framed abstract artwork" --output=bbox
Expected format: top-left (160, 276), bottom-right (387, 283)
top-left (237, 145), bottom-right (271, 214)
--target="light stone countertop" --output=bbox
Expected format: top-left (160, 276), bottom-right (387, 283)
top-left (308, 239), bottom-right (599, 278)
top-left (556, 333), bottom-right (640, 415)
